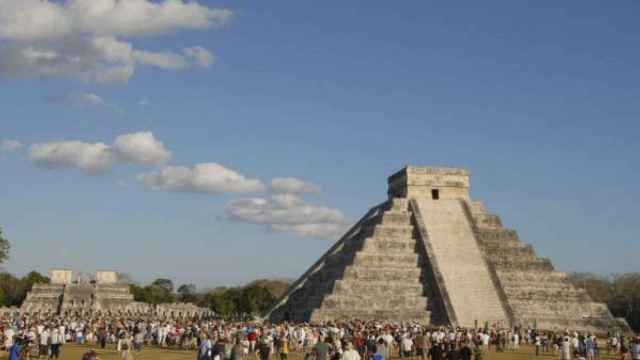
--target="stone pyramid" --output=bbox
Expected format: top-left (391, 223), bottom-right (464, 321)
top-left (266, 166), bottom-right (629, 333)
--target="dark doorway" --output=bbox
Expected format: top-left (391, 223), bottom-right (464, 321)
top-left (431, 189), bottom-right (440, 200)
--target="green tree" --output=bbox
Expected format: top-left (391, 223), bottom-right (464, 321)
top-left (0, 227), bottom-right (10, 265)
top-left (240, 284), bottom-right (276, 317)
top-left (177, 283), bottom-right (197, 303)
top-left (202, 288), bottom-right (240, 320)
top-left (22, 271), bottom-right (50, 289)
top-left (151, 278), bottom-right (174, 293)
top-left (570, 272), bottom-right (640, 332)
top-left (609, 273), bottom-right (640, 331)
top-left (568, 273), bottom-right (613, 302)
top-left (143, 285), bottom-right (174, 304)
top-left (129, 283), bottom-right (146, 302)
top-left (0, 272), bottom-right (25, 306)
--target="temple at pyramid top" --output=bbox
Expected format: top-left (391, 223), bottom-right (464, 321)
top-left (267, 165), bottom-right (630, 334)
top-left (388, 166), bottom-right (470, 200)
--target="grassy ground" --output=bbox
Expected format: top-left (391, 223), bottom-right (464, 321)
top-left (0, 345), bottom-right (622, 360)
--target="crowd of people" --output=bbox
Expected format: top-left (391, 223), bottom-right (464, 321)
top-left (0, 313), bottom-right (638, 360)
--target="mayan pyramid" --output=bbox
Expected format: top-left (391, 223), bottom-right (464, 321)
top-left (266, 166), bottom-right (629, 333)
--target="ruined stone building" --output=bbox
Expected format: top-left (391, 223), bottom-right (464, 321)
top-left (267, 166), bottom-right (629, 333)
top-left (20, 270), bottom-right (211, 318)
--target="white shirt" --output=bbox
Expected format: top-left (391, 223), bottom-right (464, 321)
top-left (401, 338), bottom-right (413, 352)
top-left (342, 349), bottom-right (361, 360)
top-left (40, 330), bottom-right (50, 346)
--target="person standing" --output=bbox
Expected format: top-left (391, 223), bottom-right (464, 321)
top-left (258, 336), bottom-right (272, 360)
top-left (342, 342), bottom-right (361, 360)
top-left (49, 328), bottom-right (61, 359)
top-left (98, 327), bottom-right (107, 349)
top-left (535, 334), bottom-right (542, 356)
top-left (459, 341), bottom-right (473, 360)
top-left (400, 335), bottom-right (413, 358)
top-left (561, 336), bottom-right (572, 360)
top-left (429, 342), bottom-right (445, 360)
top-left (120, 333), bottom-right (133, 360)
top-left (314, 336), bottom-right (331, 360)
top-left (9, 338), bottom-right (23, 360)
top-left (39, 327), bottom-right (50, 359)
top-left (198, 335), bottom-right (213, 360)
top-left (231, 338), bottom-right (245, 360)
top-left (375, 338), bottom-right (389, 360)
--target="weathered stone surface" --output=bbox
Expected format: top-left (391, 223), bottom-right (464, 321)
top-left (21, 270), bottom-right (212, 319)
top-left (50, 269), bottom-right (72, 285)
top-left (267, 166), bottom-right (629, 333)
top-left (412, 199), bottom-right (509, 328)
top-left (267, 201), bottom-right (431, 323)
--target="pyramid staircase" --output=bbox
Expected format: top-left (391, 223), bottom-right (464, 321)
top-left (465, 201), bottom-right (628, 333)
top-left (267, 199), bottom-right (434, 323)
top-left (267, 166), bottom-right (630, 333)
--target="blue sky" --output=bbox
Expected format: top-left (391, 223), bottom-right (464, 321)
top-left (1, 1), bottom-right (639, 288)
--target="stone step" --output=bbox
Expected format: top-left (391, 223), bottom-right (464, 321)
top-left (332, 279), bottom-right (425, 295)
top-left (362, 210), bottom-right (411, 227)
top-left (501, 282), bottom-right (587, 294)
top-left (475, 229), bottom-right (520, 243)
top-left (320, 293), bottom-right (429, 311)
top-left (323, 247), bottom-right (421, 268)
top-left (311, 308), bottom-right (430, 323)
top-left (492, 257), bottom-right (554, 271)
top-left (386, 198), bottom-right (409, 212)
top-left (360, 237), bottom-right (417, 252)
top-left (467, 201), bottom-right (488, 216)
top-left (510, 301), bottom-right (603, 316)
top-left (503, 289), bottom-right (589, 302)
top-left (473, 214), bottom-right (503, 229)
top-left (352, 252), bottom-right (420, 267)
top-left (378, 211), bottom-right (412, 225)
top-left (496, 270), bottom-right (569, 282)
top-left (342, 266), bottom-right (422, 281)
top-left (481, 242), bottom-right (531, 253)
top-left (485, 247), bottom-right (538, 262)
top-left (362, 224), bottom-right (415, 238)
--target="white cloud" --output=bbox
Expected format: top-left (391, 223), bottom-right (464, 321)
top-left (113, 131), bottom-right (170, 165)
top-left (29, 140), bottom-right (114, 175)
top-left (226, 194), bottom-right (348, 239)
top-left (48, 92), bottom-right (111, 108)
top-left (271, 177), bottom-right (320, 194)
top-left (0, 0), bottom-right (232, 41)
top-left (0, 0), bottom-right (230, 83)
top-left (0, 36), bottom-right (214, 84)
top-left (28, 131), bottom-right (170, 174)
top-left (0, 0), bottom-right (72, 41)
top-left (0, 139), bottom-right (23, 152)
top-left (133, 49), bottom-right (188, 70)
top-left (139, 163), bottom-right (266, 194)
top-left (183, 47), bottom-right (215, 67)
top-left (48, 91), bottom-right (124, 113)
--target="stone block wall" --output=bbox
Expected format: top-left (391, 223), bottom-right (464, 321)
top-left (268, 166), bottom-right (630, 334)
top-left (268, 199), bottom-right (431, 323)
top-left (466, 201), bottom-right (629, 333)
